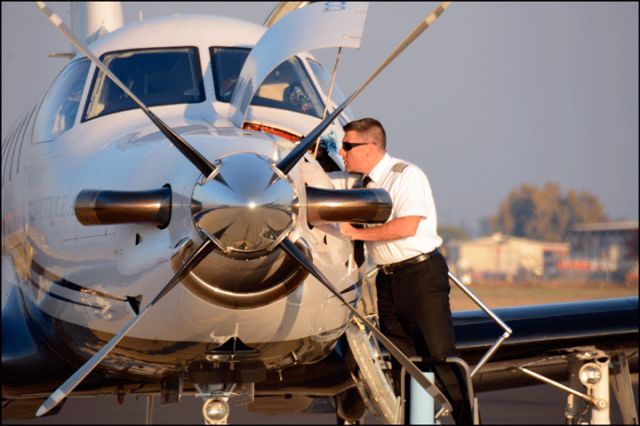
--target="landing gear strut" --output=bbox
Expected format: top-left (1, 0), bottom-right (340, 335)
top-left (517, 348), bottom-right (636, 425)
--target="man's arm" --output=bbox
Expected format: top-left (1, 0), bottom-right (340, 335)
top-left (339, 216), bottom-right (421, 241)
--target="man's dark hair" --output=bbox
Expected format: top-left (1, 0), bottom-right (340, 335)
top-left (343, 117), bottom-right (386, 149)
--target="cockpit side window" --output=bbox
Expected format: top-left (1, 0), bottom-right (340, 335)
top-left (306, 59), bottom-right (348, 106)
top-left (306, 58), bottom-right (354, 122)
top-left (307, 59), bottom-right (353, 126)
top-left (83, 47), bottom-right (204, 121)
top-left (33, 58), bottom-right (90, 142)
top-left (210, 47), bottom-right (324, 118)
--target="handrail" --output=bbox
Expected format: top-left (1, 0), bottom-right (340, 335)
top-left (448, 271), bottom-right (512, 377)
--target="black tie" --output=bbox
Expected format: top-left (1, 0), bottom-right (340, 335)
top-left (352, 175), bottom-right (371, 266)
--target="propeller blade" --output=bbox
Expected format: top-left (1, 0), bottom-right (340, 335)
top-left (36, 238), bottom-right (215, 417)
top-left (279, 237), bottom-right (452, 412)
top-left (276, 1), bottom-right (451, 175)
top-left (35, 2), bottom-right (217, 178)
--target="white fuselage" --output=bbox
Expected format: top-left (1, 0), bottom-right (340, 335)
top-left (1, 13), bottom-right (358, 376)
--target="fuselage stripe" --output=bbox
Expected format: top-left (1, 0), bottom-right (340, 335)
top-left (30, 258), bottom-right (129, 302)
top-left (26, 277), bottom-right (105, 310)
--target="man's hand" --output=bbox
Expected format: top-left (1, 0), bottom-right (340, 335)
top-left (338, 216), bottom-right (422, 242)
top-left (339, 222), bottom-right (359, 239)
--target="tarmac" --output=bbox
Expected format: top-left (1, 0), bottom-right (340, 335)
top-left (3, 375), bottom-right (637, 424)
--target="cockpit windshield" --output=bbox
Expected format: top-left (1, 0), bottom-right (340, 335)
top-left (211, 47), bottom-right (324, 118)
top-left (33, 58), bottom-right (90, 142)
top-left (83, 47), bottom-right (205, 121)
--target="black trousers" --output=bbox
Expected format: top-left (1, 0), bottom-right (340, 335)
top-left (376, 253), bottom-right (472, 424)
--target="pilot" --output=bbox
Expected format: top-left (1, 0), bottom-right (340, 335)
top-left (283, 82), bottom-right (313, 114)
top-left (338, 118), bottom-right (471, 424)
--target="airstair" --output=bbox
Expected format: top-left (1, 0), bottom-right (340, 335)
top-left (346, 269), bottom-right (512, 424)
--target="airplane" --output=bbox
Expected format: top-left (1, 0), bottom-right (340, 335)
top-left (2, 2), bottom-right (638, 425)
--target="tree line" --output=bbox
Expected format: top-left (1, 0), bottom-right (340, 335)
top-left (489, 182), bottom-right (607, 242)
top-left (440, 182), bottom-right (608, 243)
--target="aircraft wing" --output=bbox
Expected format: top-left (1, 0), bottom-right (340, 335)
top-left (228, 2), bottom-right (369, 127)
top-left (229, 297), bottom-right (639, 423)
top-left (453, 297), bottom-right (638, 392)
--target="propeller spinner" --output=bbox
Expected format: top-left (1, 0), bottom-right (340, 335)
top-left (191, 153), bottom-right (297, 257)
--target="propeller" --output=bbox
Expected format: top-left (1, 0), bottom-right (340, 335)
top-left (35, 0), bottom-right (452, 416)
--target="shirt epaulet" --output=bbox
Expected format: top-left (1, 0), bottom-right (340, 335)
top-left (392, 162), bottom-right (409, 173)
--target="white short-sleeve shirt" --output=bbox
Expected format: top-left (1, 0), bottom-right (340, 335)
top-left (364, 153), bottom-right (442, 265)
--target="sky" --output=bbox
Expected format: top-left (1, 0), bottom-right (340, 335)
top-left (2, 2), bottom-right (638, 235)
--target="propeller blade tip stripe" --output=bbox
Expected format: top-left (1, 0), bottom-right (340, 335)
top-left (36, 389), bottom-right (65, 417)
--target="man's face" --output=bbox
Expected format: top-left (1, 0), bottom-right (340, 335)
top-left (340, 130), bottom-right (375, 174)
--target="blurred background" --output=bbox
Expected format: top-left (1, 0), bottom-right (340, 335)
top-left (2, 2), bottom-right (637, 424)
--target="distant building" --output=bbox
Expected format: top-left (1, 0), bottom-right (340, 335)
top-left (562, 221), bottom-right (639, 283)
top-left (446, 233), bottom-right (569, 283)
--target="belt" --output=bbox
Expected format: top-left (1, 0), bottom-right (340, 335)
top-left (378, 249), bottom-right (440, 275)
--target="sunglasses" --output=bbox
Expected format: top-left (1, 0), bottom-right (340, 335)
top-left (342, 141), bottom-right (370, 152)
